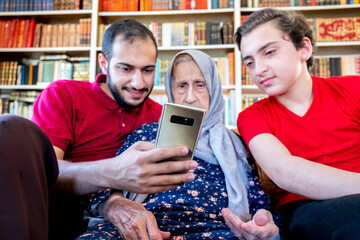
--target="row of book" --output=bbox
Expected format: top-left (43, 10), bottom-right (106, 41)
top-left (153, 52), bottom-right (235, 87)
top-left (310, 55), bottom-right (360, 78)
top-left (0, 91), bottom-right (39, 119)
top-left (99, 21), bottom-right (233, 48)
top-left (0, 55), bottom-right (90, 86)
top-left (241, 55), bottom-right (360, 86)
top-left (0, 18), bottom-right (91, 48)
top-left (0, 0), bottom-right (92, 11)
top-left (241, 0), bottom-right (359, 7)
top-left (242, 96), bottom-right (265, 111)
top-left (100, 0), bottom-right (234, 12)
top-left (1, 51), bottom-right (234, 87)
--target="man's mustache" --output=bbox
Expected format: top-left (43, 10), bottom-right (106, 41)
top-left (122, 86), bottom-right (149, 93)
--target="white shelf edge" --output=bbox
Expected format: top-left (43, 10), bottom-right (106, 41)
top-left (0, 85), bottom-right (47, 90)
top-left (241, 5), bottom-right (360, 12)
top-left (241, 85), bottom-right (258, 89)
top-left (153, 85), bottom-right (235, 91)
top-left (226, 124), bottom-right (237, 129)
top-left (0, 10), bottom-right (93, 16)
top-left (99, 8), bottom-right (234, 16)
top-left (316, 41), bottom-right (360, 47)
top-left (96, 45), bottom-right (236, 51)
top-left (0, 47), bottom-right (91, 52)
top-left (159, 44), bottom-right (236, 50)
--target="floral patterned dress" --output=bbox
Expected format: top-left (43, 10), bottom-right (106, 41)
top-left (77, 123), bottom-right (277, 240)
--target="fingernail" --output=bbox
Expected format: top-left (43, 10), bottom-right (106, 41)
top-left (182, 147), bottom-right (188, 155)
top-left (190, 161), bottom-right (198, 169)
top-left (187, 174), bottom-right (195, 181)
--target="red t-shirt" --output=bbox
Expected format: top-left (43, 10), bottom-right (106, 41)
top-left (32, 74), bottom-right (162, 162)
top-left (238, 75), bottom-right (360, 209)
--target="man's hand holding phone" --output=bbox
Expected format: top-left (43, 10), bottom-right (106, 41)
top-left (106, 141), bottom-right (198, 194)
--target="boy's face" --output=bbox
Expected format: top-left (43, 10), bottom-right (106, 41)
top-left (104, 36), bottom-right (157, 108)
top-left (240, 21), bottom-right (310, 97)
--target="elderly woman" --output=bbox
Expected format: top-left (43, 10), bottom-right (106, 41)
top-left (77, 50), bottom-right (279, 240)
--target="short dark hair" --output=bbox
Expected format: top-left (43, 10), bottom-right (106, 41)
top-left (234, 8), bottom-right (316, 69)
top-left (102, 19), bottom-right (158, 60)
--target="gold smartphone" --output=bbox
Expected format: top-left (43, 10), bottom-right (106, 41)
top-left (155, 103), bottom-right (206, 162)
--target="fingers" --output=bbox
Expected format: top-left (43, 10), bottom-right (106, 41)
top-left (221, 208), bottom-right (279, 240)
top-left (115, 142), bottom-right (198, 194)
top-left (146, 212), bottom-right (170, 240)
top-left (133, 141), bottom-right (189, 163)
top-left (155, 159), bottom-right (198, 174)
top-left (252, 209), bottom-right (272, 226)
top-left (221, 208), bottom-right (245, 238)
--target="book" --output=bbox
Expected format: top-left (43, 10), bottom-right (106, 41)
top-left (316, 17), bottom-right (360, 42)
top-left (8, 19), bottom-right (18, 48)
top-left (26, 19), bottom-right (36, 48)
top-left (329, 57), bottom-right (341, 76)
top-left (227, 52), bottom-right (235, 85)
top-left (32, 23), bottom-right (42, 48)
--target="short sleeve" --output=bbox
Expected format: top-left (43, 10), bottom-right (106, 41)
top-left (237, 100), bottom-right (273, 147)
top-left (32, 83), bottom-right (74, 152)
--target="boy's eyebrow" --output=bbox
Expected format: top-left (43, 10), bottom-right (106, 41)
top-left (242, 41), bottom-right (277, 62)
top-left (116, 62), bottom-right (156, 69)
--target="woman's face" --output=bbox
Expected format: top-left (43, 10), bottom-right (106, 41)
top-left (171, 60), bottom-right (210, 118)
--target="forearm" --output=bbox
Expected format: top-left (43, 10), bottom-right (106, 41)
top-left (250, 134), bottom-right (360, 200)
top-left (56, 159), bottom-right (109, 195)
top-left (273, 155), bottom-right (360, 199)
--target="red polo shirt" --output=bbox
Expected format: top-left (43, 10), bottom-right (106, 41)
top-left (32, 74), bottom-right (162, 162)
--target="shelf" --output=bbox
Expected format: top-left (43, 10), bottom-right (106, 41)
top-left (99, 8), bottom-right (234, 16)
top-left (95, 44), bottom-right (236, 52)
top-left (153, 85), bottom-right (235, 91)
top-left (240, 5), bottom-right (360, 13)
top-left (0, 85), bottom-right (47, 90)
top-left (0, 10), bottom-right (93, 16)
top-left (0, 47), bottom-right (91, 52)
top-left (316, 41), bottom-right (360, 47)
top-left (159, 44), bottom-right (236, 51)
top-left (242, 85), bottom-right (265, 94)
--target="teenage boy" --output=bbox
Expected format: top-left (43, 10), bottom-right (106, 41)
top-left (32, 19), bottom-right (198, 239)
top-left (235, 8), bottom-right (360, 239)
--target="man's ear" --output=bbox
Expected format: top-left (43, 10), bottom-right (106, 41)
top-left (300, 37), bottom-right (313, 62)
top-left (98, 53), bottom-right (108, 74)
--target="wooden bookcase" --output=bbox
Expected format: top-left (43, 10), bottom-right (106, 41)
top-left (0, 1), bottom-right (359, 123)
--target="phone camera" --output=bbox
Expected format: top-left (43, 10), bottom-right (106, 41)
top-left (170, 115), bottom-right (194, 126)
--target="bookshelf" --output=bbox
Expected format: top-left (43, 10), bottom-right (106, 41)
top-left (0, 1), bottom-right (359, 125)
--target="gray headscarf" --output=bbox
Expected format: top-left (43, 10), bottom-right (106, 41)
top-left (165, 50), bottom-right (251, 221)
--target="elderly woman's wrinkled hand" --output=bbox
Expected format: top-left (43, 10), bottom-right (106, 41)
top-left (221, 208), bottom-right (279, 240)
top-left (102, 192), bottom-right (170, 240)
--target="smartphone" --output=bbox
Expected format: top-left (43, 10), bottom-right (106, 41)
top-left (155, 103), bottom-right (206, 162)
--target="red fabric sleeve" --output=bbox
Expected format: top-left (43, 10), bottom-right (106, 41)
top-left (237, 100), bottom-right (273, 147)
top-left (32, 83), bottom-right (74, 152)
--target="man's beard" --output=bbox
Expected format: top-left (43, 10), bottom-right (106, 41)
top-left (106, 69), bottom-right (153, 109)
